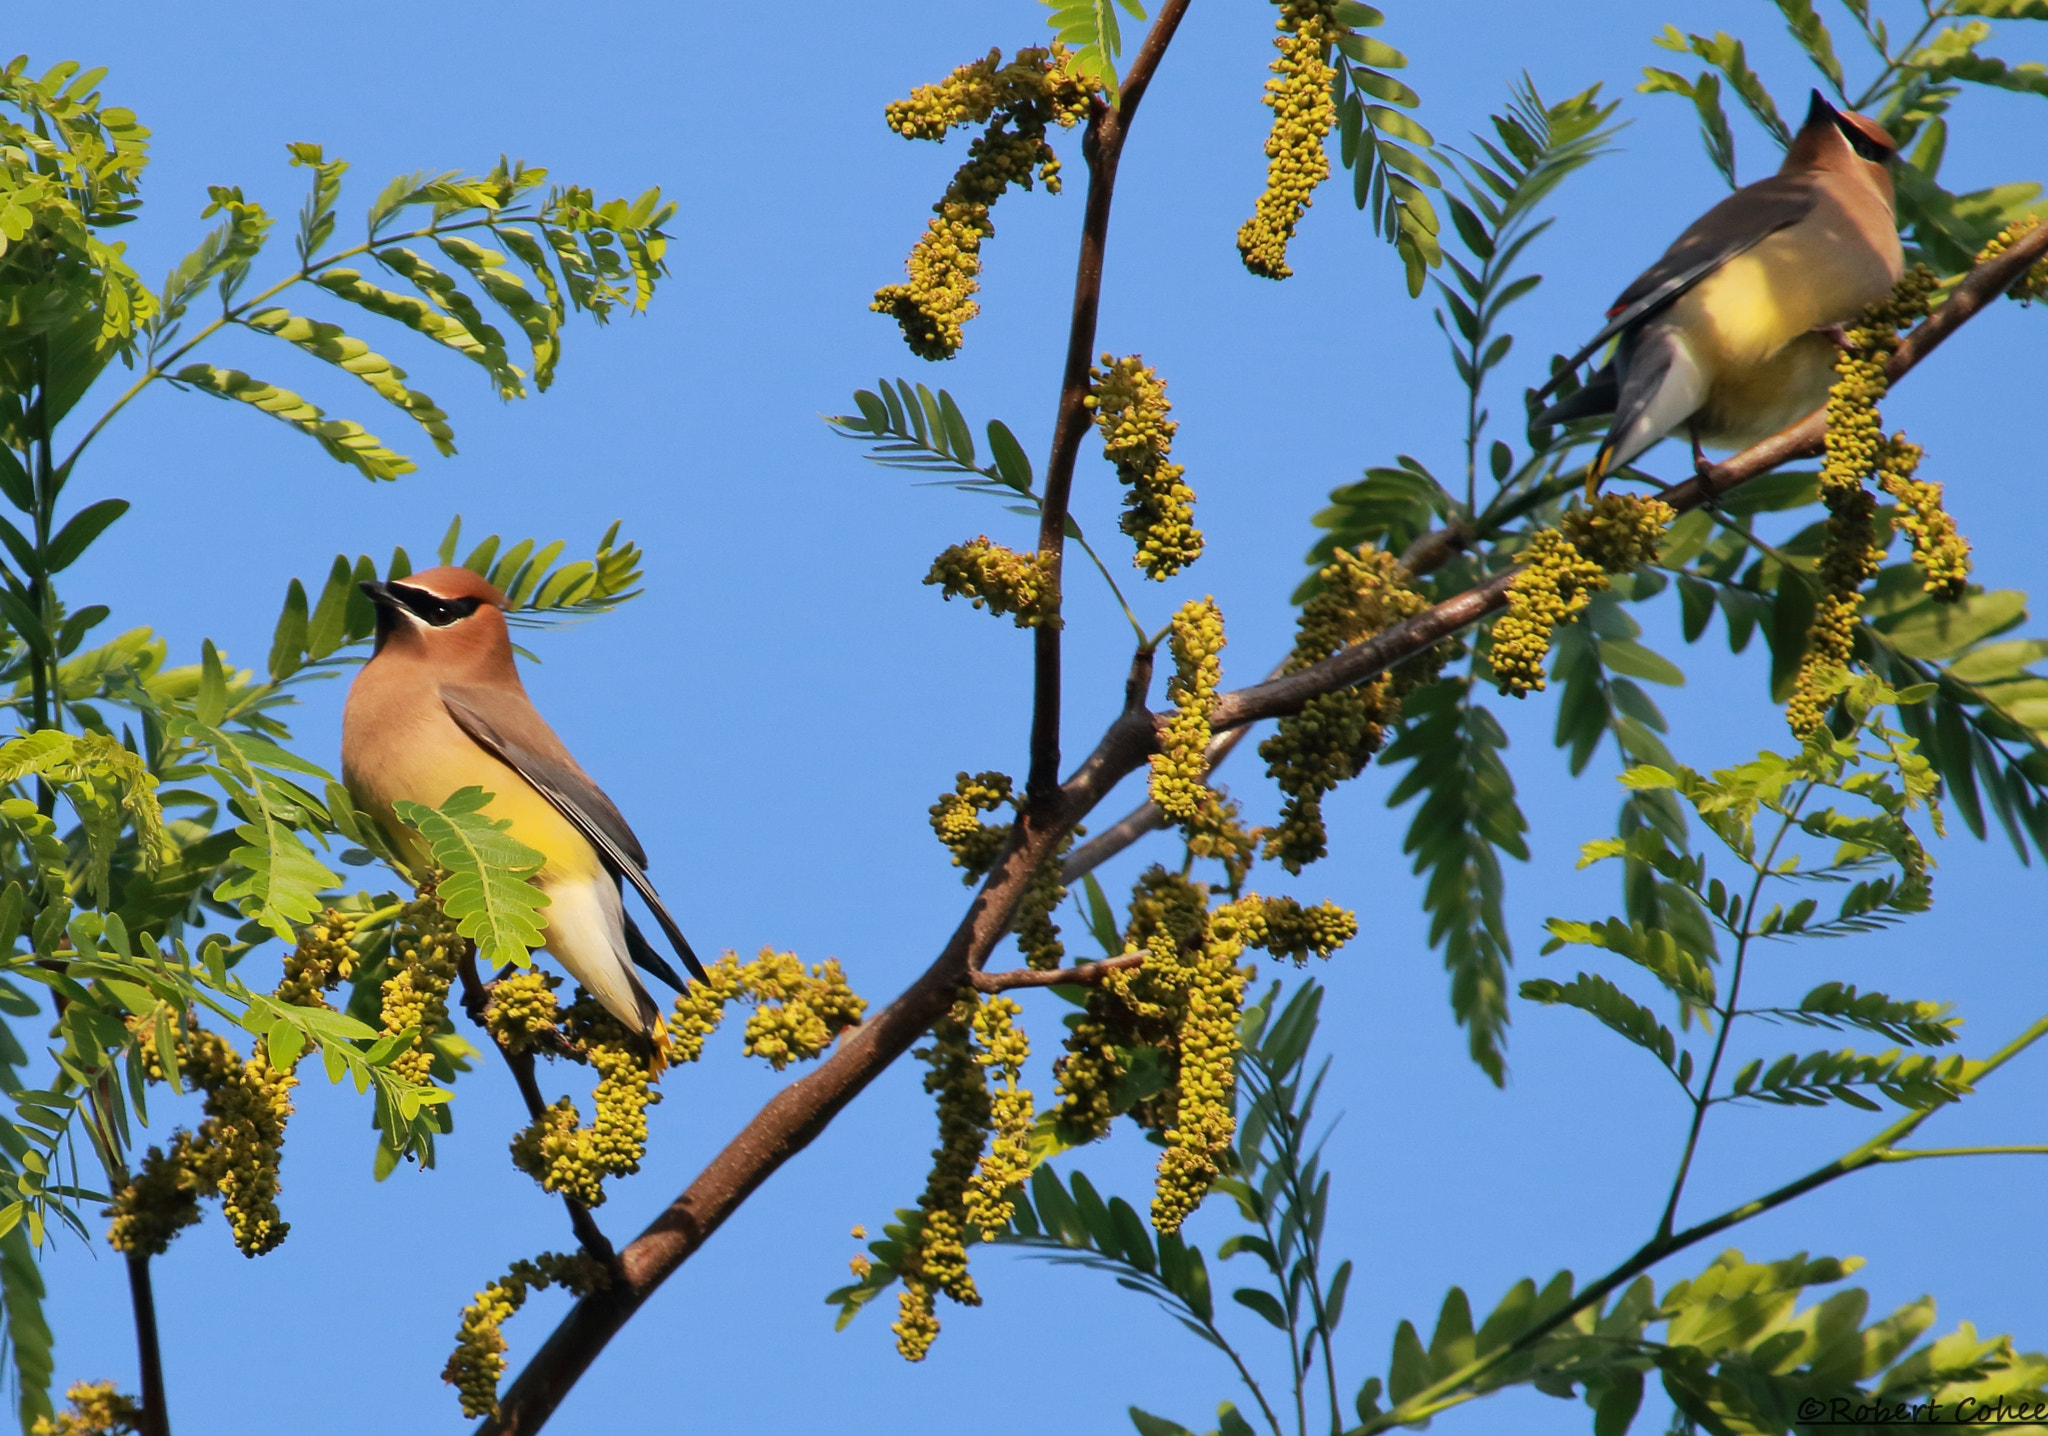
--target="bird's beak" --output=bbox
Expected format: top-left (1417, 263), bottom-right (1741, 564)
top-left (360, 580), bottom-right (400, 609)
top-left (1804, 89), bottom-right (1838, 129)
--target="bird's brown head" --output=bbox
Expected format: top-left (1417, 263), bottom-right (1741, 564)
top-left (360, 566), bottom-right (516, 680)
top-left (1786, 90), bottom-right (1898, 202)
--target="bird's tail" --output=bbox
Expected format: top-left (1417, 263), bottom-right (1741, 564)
top-left (647, 1013), bottom-right (672, 1077)
top-left (1585, 437), bottom-right (1618, 500)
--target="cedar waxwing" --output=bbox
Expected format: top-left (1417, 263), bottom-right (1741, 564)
top-left (1534, 91), bottom-right (1903, 483)
top-left (341, 566), bottom-right (704, 1039)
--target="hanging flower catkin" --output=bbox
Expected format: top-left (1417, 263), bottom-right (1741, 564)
top-left (874, 47), bottom-right (1092, 359)
top-left (1788, 268), bottom-right (1939, 736)
top-left (1150, 598), bottom-right (1225, 821)
top-left (1237, 0), bottom-right (1339, 279)
top-left (1490, 494), bottom-right (1673, 699)
top-left (1087, 354), bottom-right (1202, 578)
top-left (1260, 544), bottom-right (1431, 870)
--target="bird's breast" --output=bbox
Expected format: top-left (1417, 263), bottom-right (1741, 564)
top-left (1668, 201), bottom-right (1901, 372)
top-left (341, 689), bottom-right (602, 882)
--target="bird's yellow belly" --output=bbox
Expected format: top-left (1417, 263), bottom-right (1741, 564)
top-left (1695, 333), bottom-right (1839, 451)
top-left (1665, 217), bottom-right (1895, 453)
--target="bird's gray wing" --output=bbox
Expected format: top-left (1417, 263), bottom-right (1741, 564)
top-left (441, 685), bottom-right (707, 984)
top-left (1530, 177), bottom-right (1819, 406)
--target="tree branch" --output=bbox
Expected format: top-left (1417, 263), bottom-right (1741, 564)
top-left (125, 1253), bottom-right (169, 1436)
top-left (481, 113), bottom-right (2048, 1436)
top-left (1027, 0), bottom-right (1195, 806)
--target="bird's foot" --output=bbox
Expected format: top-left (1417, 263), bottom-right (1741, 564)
top-left (1812, 322), bottom-right (1855, 351)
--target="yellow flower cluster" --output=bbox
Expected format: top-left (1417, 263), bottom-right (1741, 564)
top-left (733, 950), bottom-right (867, 1069)
top-left (1491, 530), bottom-right (1610, 697)
top-left (961, 995), bottom-right (1033, 1233)
top-left (1013, 833), bottom-right (1073, 970)
top-left (1237, 0), bottom-right (1339, 280)
top-left (1150, 897), bottom-right (1260, 1235)
top-left (31, 1382), bottom-right (138, 1436)
top-left (1087, 354), bottom-right (1203, 579)
top-left (1150, 598), bottom-right (1226, 821)
top-left (1876, 437), bottom-right (1970, 601)
top-left (124, 1015), bottom-right (297, 1258)
top-left (1253, 894), bottom-right (1358, 964)
top-left (1559, 493), bottom-right (1676, 574)
top-left (1047, 869), bottom-right (1266, 1232)
top-left (1976, 216), bottom-right (2048, 304)
top-left (665, 948), bottom-right (868, 1066)
top-left (894, 993), bottom-right (991, 1361)
top-left (1184, 786), bottom-right (1261, 891)
top-left (379, 887), bottom-right (463, 1086)
top-left (1260, 545), bottom-right (1431, 870)
top-left (1791, 270), bottom-right (1941, 735)
top-left (508, 994), bottom-right (660, 1208)
top-left (1491, 495), bottom-right (1675, 700)
top-left (443, 1251), bottom-right (609, 1419)
top-left (105, 1145), bottom-right (200, 1258)
top-left (874, 46), bottom-right (1092, 360)
top-left (929, 770), bottom-right (1015, 881)
top-left (483, 969), bottom-right (563, 1057)
top-left (926, 536), bottom-right (1060, 627)
top-left (273, 907), bottom-right (358, 1009)
top-left (1789, 481), bottom-right (1884, 737)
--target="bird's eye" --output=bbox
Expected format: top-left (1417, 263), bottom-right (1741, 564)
top-left (1836, 119), bottom-right (1891, 163)
top-left (389, 584), bottom-right (483, 627)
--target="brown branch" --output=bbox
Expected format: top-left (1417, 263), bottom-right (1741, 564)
top-left (481, 113), bottom-right (2048, 1436)
top-left (456, 954), bottom-right (615, 1266)
top-left (125, 1253), bottom-right (169, 1436)
top-left (972, 952), bottom-right (1146, 992)
top-left (1027, 0), bottom-right (1195, 806)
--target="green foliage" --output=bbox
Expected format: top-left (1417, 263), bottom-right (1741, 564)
top-left (393, 790), bottom-right (549, 969)
top-left (1327, 2), bottom-right (1443, 293)
top-left (1043, 0), bottom-right (1147, 99)
top-left (1382, 675), bottom-right (1527, 1084)
top-left (1432, 80), bottom-right (1621, 505)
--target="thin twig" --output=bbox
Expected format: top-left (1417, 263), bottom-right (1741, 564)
top-left (1026, 0), bottom-right (1196, 807)
top-left (971, 953), bottom-right (1145, 992)
top-left (480, 90), bottom-right (2048, 1436)
top-left (456, 953), bottom-right (616, 1266)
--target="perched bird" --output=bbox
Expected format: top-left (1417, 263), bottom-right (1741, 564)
top-left (1534, 90), bottom-right (1903, 485)
top-left (341, 566), bottom-right (704, 1038)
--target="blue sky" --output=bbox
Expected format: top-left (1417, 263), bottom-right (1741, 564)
top-left (9, 1), bottom-right (2048, 1432)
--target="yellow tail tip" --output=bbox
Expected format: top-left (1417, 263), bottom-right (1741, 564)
top-left (648, 1014), bottom-right (672, 1077)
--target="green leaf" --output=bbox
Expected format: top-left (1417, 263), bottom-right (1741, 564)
top-left (1383, 678), bottom-right (1527, 1084)
top-left (1127, 1410), bottom-right (1195, 1436)
top-left (1044, 0), bottom-right (1143, 99)
top-left (304, 555), bottom-right (354, 660)
top-left (0, 1222), bottom-right (52, 1432)
top-left (171, 364), bottom-right (414, 481)
top-left (269, 579), bottom-right (310, 681)
top-left (1521, 972), bottom-right (1683, 1078)
top-left (1772, 0), bottom-right (1845, 90)
top-left (312, 267), bottom-right (524, 400)
top-left (393, 787), bottom-right (548, 966)
top-left (1233, 1286), bottom-right (1289, 1330)
top-left (244, 308), bottom-right (456, 455)
top-left (42, 499), bottom-right (127, 574)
